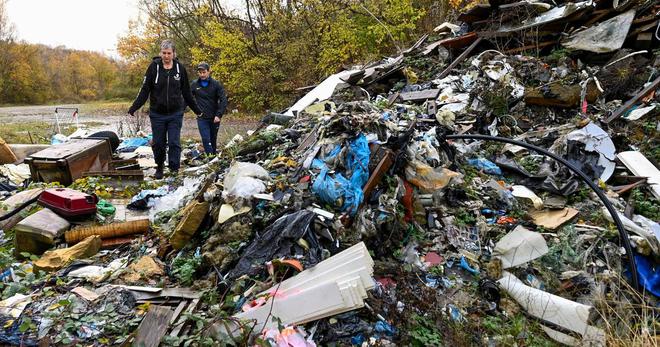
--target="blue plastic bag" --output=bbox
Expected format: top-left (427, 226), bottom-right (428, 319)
top-left (312, 168), bottom-right (348, 209)
top-left (311, 134), bottom-right (370, 215)
top-left (117, 135), bottom-right (152, 153)
top-left (468, 158), bottom-right (502, 175)
top-left (634, 253), bottom-right (660, 298)
top-left (346, 134), bottom-right (370, 190)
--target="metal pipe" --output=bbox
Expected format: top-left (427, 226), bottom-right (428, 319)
top-left (442, 133), bottom-right (640, 291)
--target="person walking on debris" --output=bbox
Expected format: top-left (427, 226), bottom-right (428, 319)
top-left (127, 39), bottom-right (203, 179)
top-left (191, 62), bottom-right (228, 157)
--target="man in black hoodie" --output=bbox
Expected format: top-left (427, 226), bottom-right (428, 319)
top-left (191, 62), bottom-right (228, 156)
top-left (128, 39), bottom-right (202, 179)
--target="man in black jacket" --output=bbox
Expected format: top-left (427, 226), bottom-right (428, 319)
top-left (191, 62), bottom-right (228, 156)
top-left (128, 39), bottom-right (202, 179)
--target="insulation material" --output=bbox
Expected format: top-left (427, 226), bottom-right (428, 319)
top-left (498, 272), bottom-right (606, 345)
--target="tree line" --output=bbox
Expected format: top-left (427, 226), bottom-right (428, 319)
top-left (118, 0), bottom-right (465, 114)
top-left (0, 0), bottom-right (468, 109)
top-left (0, 0), bottom-right (137, 105)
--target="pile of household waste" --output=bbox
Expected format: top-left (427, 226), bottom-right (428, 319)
top-left (1, 1), bottom-right (660, 346)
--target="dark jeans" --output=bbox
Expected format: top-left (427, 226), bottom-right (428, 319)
top-left (149, 112), bottom-right (183, 170)
top-left (197, 118), bottom-right (220, 155)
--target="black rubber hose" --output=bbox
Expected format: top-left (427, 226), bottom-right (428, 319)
top-left (0, 195), bottom-right (40, 221)
top-left (443, 133), bottom-right (640, 292)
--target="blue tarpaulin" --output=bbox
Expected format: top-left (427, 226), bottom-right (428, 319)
top-left (117, 135), bottom-right (152, 153)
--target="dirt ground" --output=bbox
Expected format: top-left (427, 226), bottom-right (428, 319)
top-left (0, 103), bottom-right (260, 145)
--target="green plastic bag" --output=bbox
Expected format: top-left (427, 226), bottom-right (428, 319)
top-left (96, 199), bottom-right (116, 216)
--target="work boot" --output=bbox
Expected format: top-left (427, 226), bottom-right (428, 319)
top-left (154, 165), bottom-right (164, 180)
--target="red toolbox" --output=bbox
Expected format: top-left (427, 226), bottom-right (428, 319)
top-left (37, 188), bottom-right (98, 217)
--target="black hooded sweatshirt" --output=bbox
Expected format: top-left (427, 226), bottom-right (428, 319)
top-left (128, 57), bottom-right (202, 116)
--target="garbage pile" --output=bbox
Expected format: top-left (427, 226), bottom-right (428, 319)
top-left (0, 1), bottom-right (659, 346)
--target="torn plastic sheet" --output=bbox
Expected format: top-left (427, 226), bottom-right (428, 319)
top-left (498, 272), bottom-right (606, 345)
top-left (66, 256), bottom-right (129, 283)
top-left (149, 177), bottom-right (202, 220)
top-left (228, 210), bottom-right (321, 279)
top-left (285, 70), bottom-right (359, 117)
top-left (405, 160), bottom-right (461, 193)
top-left (467, 158), bottom-right (502, 175)
top-left (562, 10), bottom-right (635, 53)
top-left (565, 122), bottom-right (616, 182)
top-left (493, 225), bottom-right (548, 268)
top-left (261, 326), bottom-right (317, 347)
top-left (223, 162), bottom-right (270, 199)
top-left (407, 129), bottom-right (441, 165)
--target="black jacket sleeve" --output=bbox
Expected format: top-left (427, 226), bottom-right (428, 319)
top-left (216, 80), bottom-right (228, 117)
top-left (181, 68), bottom-right (202, 115)
top-left (128, 64), bottom-right (153, 114)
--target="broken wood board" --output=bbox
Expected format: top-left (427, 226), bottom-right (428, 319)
top-left (398, 89), bottom-right (440, 102)
top-left (605, 75), bottom-right (660, 123)
top-left (170, 298), bottom-right (200, 337)
top-left (437, 37), bottom-right (483, 79)
top-left (362, 149), bottom-right (394, 205)
top-left (133, 305), bottom-right (174, 347)
top-left (530, 208), bottom-right (579, 230)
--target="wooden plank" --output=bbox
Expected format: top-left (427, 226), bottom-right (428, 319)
top-left (169, 301), bottom-right (188, 325)
top-left (169, 298), bottom-right (200, 337)
top-left (437, 37), bottom-right (483, 79)
top-left (133, 305), bottom-right (174, 347)
top-left (398, 89), bottom-right (440, 102)
top-left (604, 74), bottom-right (660, 123)
top-left (29, 139), bottom-right (107, 159)
top-left (361, 149), bottom-right (394, 206)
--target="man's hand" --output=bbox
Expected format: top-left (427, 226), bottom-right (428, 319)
top-left (213, 116), bottom-right (221, 124)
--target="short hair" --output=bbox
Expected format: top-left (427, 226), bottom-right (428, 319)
top-left (160, 39), bottom-right (175, 52)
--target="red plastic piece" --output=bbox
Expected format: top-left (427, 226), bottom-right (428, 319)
top-left (37, 188), bottom-right (98, 217)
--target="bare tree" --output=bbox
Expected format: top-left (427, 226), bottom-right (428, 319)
top-left (0, 0), bottom-right (15, 41)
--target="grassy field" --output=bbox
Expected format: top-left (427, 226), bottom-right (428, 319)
top-left (0, 101), bottom-right (262, 146)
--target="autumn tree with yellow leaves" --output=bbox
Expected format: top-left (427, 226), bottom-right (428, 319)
top-left (118, 0), bottom-right (471, 114)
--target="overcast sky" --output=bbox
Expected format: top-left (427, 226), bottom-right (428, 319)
top-left (6, 0), bottom-right (243, 58)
